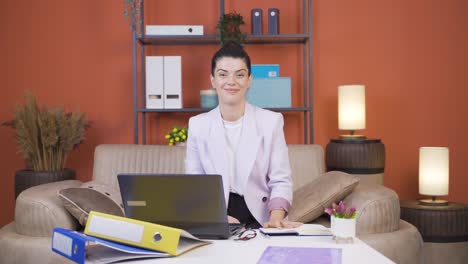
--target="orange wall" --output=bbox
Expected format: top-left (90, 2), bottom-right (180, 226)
top-left (1, 0), bottom-right (467, 227)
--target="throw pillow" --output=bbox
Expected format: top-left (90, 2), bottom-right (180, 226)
top-left (288, 171), bottom-right (360, 223)
top-left (58, 181), bottom-right (125, 226)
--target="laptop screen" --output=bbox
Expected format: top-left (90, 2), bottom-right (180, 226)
top-left (117, 174), bottom-right (231, 239)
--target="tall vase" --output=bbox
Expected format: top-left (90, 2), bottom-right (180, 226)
top-left (331, 215), bottom-right (356, 243)
top-left (15, 168), bottom-right (76, 199)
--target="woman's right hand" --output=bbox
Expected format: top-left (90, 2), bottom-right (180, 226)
top-left (227, 215), bottom-right (240, 224)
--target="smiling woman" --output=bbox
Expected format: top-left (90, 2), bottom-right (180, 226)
top-left (211, 57), bottom-right (251, 115)
top-left (185, 42), bottom-right (301, 230)
top-left (209, 42), bottom-right (252, 121)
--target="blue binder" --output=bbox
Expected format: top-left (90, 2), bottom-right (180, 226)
top-left (251, 8), bottom-right (263, 35)
top-left (51, 228), bottom-right (169, 264)
top-left (268, 8), bottom-right (280, 34)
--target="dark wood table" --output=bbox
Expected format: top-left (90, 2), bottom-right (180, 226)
top-left (400, 200), bottom-right (468, 242)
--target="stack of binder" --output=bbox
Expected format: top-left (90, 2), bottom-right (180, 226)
top-left (51, 211), bottom-right (211, 264)
top-left (146, 56), bottom-right (182, 109)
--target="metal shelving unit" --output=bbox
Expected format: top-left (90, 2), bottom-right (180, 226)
top-left (132, 0), bottom-right (313, 144)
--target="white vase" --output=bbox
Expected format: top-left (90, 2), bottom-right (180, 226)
top-left (331, 215), bottom-right (356, 243)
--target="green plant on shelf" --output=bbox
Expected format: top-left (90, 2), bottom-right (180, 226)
top-left (216, 12), bottom-right (247, 47)
top-left (123, 0), bottom-right (143, 37)
top-left (165, 126), bottom-right (188, 146)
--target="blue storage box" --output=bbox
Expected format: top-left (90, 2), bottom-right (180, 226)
top-left (200, 89), bottom-right (218, 108)
top-left (251, 64), bottom-right (280, 78)
top-left (247, 77), bottom-right (291, 108)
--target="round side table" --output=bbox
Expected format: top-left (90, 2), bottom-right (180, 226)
top-left (325, 138), bottom-right (385, 184)
top-left (400, 200), bottom-right (468, 242)
top-left (400, 200), bottom-right (468, 264)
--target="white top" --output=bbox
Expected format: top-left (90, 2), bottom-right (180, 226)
top-left (222, 116), bottom-right (244, 195)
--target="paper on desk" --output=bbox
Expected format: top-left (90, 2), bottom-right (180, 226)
top-left (257, 246), bottom-right (342, 264)
top-left (259, 224), bottom-right (332, 236)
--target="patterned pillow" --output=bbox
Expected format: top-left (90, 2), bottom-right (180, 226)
top-left (288, 171), bottom-right (360, 222)
top-left (58, 181), bottom-right (125, 226)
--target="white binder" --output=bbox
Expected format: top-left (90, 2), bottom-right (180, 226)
top-left (146, 25), bottom-right (204, 36)
top-left (145, 56), bottom-right (164, 109)
top-left (163, 56), bottom-right (182, 109)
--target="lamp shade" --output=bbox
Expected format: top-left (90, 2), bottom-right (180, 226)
top-left (338, 85), bottom-right (366, 130)
top-left (419, 147), bottom-right (449, 196)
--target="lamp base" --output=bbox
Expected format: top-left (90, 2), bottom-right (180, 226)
top-left (339, 134), bottom-right (367, 140)
top-left (419, 199), bottom-right (449, 206)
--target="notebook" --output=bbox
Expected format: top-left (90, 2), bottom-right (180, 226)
top-left (117, 173), bottom-right (243, 239)
top-left (259, 224), bottom-right (332, 236)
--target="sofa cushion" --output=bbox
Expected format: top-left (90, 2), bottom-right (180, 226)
top-left (58, 181), bottom-right (125, 226)
top-left (288, 171), bottom-right (360, 222)
top-left (15, 180), bottom-right (82, 237)
top-left (288, 144), bottom-right (326, 191)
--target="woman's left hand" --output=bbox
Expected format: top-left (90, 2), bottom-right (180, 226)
top-left (263, 219), bottom-right (303, 228)
top-left (263, 209), bottom-right (303, 228)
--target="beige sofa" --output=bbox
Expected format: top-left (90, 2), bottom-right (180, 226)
top-left (0, 144), bottom-right (423, 263)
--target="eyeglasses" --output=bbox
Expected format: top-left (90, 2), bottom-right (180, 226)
top-left (234, 229), bottom-right (257, 241)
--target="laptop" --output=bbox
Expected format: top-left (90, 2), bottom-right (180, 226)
top-left (117, 173), bottom-right (243, 239)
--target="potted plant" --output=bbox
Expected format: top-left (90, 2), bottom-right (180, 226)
top-left (123, 0), bottom-right (143, 37)
top-left (2, 92), bottom-right (89, 198)
top-left (164, 126), bottom-right (188, 146)
top-left (216, 12), bottom-right (247, 47)
top-left (325, 201), bottom-right (358, 243)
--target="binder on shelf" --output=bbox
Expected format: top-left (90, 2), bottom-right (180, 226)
top-left (146, 25), bottom-right (204, 36)
top-left (163, 56), bottom-right (182, 109)
top-left (268, 8), bottom-right (280, 34)
top-left (52, 228), bottom-right (170, 264)
top-left (84, 211), bottom-right (210, 256)
top-left (251, 8), bottom-right (263, 35)
top-left (145, 56), bottom-right (164, 109)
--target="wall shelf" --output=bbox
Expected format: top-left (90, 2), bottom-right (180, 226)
top-left (131, 0), bottom-right (313, 144)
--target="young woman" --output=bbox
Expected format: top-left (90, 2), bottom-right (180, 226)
top-left (185, 42), bottom-right (300, 229)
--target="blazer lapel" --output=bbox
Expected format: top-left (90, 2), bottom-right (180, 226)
top-left (206, 108), bottom-right (229, 179)
top-left (236, 104), bottom-right (262, 183)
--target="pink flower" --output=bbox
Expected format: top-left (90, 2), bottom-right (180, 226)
top-left (324, 207), bottom-right (334, 215)
top-left (324, 200), bottom-right (357, 219)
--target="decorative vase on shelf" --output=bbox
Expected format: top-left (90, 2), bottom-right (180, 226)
top-left (331, 215), bottom-right (356, 243)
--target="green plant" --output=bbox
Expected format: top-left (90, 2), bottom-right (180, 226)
top-left (123, 0), bottom-right (143, 37)
top-left (164, 126), bottom-right (188, 146)
top-left (216, 12), bottom-right (247, 46)
top-left (2, 92), bottom-right (89, 171)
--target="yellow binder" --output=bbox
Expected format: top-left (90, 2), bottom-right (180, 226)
top-left (84, 211), bottom-right (211, 256)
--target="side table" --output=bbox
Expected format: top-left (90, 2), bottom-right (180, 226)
top-left (400, 200), bottom-right (468, 264)
top-left (325, 138), bottom-right (385, 185)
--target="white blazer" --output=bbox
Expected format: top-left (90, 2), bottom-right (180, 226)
top-left (185, 103), bottom-right (293, 225)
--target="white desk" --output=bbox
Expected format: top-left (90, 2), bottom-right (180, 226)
top-left (132, 234), bottom-right (394, 264)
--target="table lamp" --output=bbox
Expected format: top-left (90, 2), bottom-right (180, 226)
top-left (419, 147), bottom-right (449, 206)
top-left (338, 85), bottom-right (366, 140)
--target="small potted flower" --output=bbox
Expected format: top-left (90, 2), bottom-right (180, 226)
top-left (164, 126), bottom-right (188, 146)
top-left (324, 201), bottom-right (357, 243)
